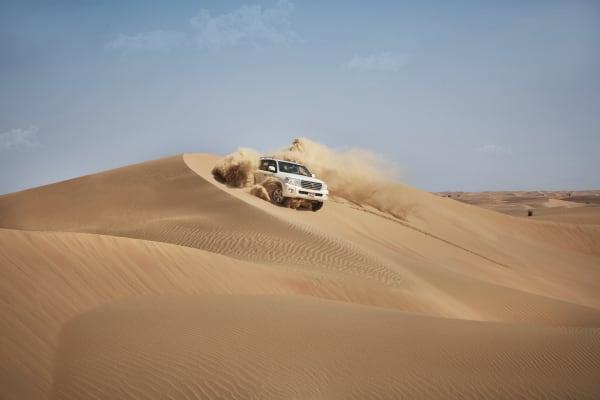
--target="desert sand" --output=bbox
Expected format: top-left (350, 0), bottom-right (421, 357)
top-left (1, 139), bottom-right (599, 399)
top-left (436, 190), bottom-right (600, 225)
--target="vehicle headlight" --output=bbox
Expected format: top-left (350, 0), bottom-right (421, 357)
top-left (285, 177), bottom-right (301, 186)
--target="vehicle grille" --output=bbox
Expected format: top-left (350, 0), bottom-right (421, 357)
top-left (301, 180), bottom-right (322, 190)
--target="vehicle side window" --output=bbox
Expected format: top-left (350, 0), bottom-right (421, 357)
top-left (259, 160), bottom-right (270, 171)
top-left (259, 159), bottom-right (277, 172)
top-left (269, 160), bottom-right (277, 172)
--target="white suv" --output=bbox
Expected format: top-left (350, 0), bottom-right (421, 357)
top-left (254, 157), bottom-right (329, 211)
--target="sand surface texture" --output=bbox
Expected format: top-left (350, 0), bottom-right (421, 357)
top-left (1, 150), bottom-right (599, 399)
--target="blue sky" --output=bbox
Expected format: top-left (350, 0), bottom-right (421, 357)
top-left (1, 0), bottom-right (599, 193)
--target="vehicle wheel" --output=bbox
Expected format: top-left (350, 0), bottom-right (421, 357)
top-left (271, 186), bottom-right (285, 205)
top-left (312, 201), bottom-right (323, 212)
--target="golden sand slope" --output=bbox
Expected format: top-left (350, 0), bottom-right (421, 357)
top-left (1, 151), bottom-right (600, 399)
top-left (1, 228), bottom-right (310, 398)
top-left (53, 295), bottom-right (600, 400)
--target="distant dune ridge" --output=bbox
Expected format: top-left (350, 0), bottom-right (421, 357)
top-left (436, 190), bottom-right (600, 225)
top-left (1, 138), bottom-right (599, 399)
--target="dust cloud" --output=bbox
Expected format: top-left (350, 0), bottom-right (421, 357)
top-left (212, 138), bottom-right (413, 219)
top-left (249, 184), bottom-right (270, 201)
top-left (211, 148), bottom-right (260, 188)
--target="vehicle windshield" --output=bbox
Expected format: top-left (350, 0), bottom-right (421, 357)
top-left (278, 161), bottom-right (312, 177)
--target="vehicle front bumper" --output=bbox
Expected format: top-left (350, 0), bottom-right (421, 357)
top-left (283, 183), bottom-right (328, 201)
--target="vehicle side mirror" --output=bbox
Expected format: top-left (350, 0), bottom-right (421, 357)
top-left (311, 173), bottom-right (316, 178)
top-left (268, 166), bottom-right (276, 172)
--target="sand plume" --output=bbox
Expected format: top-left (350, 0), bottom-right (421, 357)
top-left (212, 137), bottom-right (414, 219)
top-left (249, 184), bottom-right (270, 201)
top-left (211, 147), bottom-right (260, 187)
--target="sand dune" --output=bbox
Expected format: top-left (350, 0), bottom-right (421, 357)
top-left (1, 142), bottom-right (600, 399)
top-left (53, 295), bottom-right (600, 400)
top-left (0, 228), bottom-right (284, 398)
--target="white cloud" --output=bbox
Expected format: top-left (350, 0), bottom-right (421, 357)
top-left (476, 144), bottom-right (512, 155)
top-left (0, 127), bottom-right (41, 151)
top-left (107, 1), bottom-right (296, 51)
top-left (190, 0), bottom-right (296, 48)
top-left (341, 52), bottom-right (410, 72)
top-left (107, 30), bottom-right (187, 52)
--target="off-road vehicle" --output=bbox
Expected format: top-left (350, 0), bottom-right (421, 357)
top-left (254, 157), bottom-right (329, 211)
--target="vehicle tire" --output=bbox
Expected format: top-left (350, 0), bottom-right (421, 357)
top-left (271, 186), bottom-right (285, 205)
top-left (312, 201), bottom-right (323, 212)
